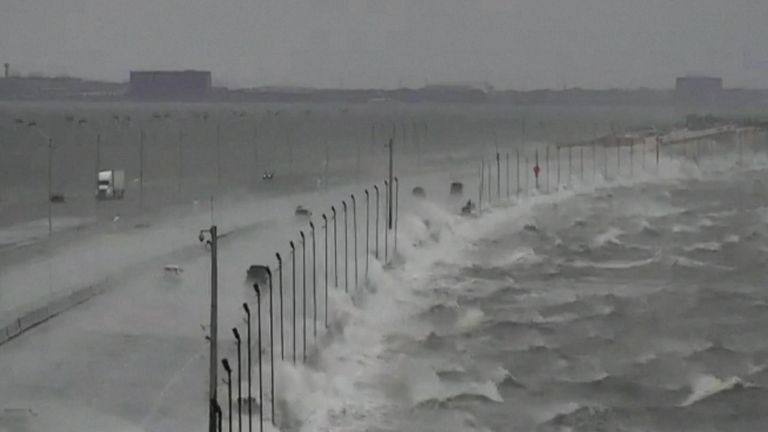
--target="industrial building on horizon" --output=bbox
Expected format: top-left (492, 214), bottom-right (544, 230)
top-left (675, 75), bottom-right (723, 109)
top-left (128, 70), bottom-right (212, 99)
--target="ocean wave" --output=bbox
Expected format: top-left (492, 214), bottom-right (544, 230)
top-left (672, 224), bottom-right (699, 233)
top-left (639, 220), bottom-right (661, 236)
top-left (561, 256), bottom-right (656, 270)
top-left (665, 255), bottom-right (733, 270)
top-left (592, 227), bottom-right (624, 247)
top-left (679, 375), bottom-right (756, 407)
top-left (683, 242), bottom-right (722, 253)
top-left (410, 376), bottom-right (504, 406)
top-left (491, 246), bottom-right (543, 267)
top-left (456, 307), bottom-right (486, 331)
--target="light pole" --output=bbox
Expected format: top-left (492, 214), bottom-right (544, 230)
top-left (310, 222), bottom-right (317, 338)
top-left (232, 328), bottom-right (242, 432)
top-left (222, 359), bottom-right (232, 432)
top-left (252, 284), bottom-right (263, 432)
top-left (322, 214), bottom-right (329, 328)
top-left (242, 304), bottom-right (252, 432)
top-left (364, 190), bottom-right (369, 281)
top-left (351, 195), bottom-right (358, 290)
top-left (332, 206), bottom-right (338, 287)
top-left (27, 124), bottom-right (53, 237)
top-left (276, 253), bottom-right (284, 360)
top-left (342, 201), bottom-right (348, 292)
top-left (290, 241), bottom-right (296, 364)
top-left (300, 230), bottom-right (307, 361)
top-left (199, 226), bottom-right (219, 432)
top-left (373, 186), bottom-right (379, 259)
top-left (75, 118), bottom-right (101, 189)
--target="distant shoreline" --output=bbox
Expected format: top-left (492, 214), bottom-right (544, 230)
top-left (1, 76), bottom-right (767, 108)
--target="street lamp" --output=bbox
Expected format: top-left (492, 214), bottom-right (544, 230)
top-left (199, 226), bottom-right (219, 432)
top-left (26, 123), bottom-right (53, 237)
top-left (242, 304), bottom-right (252, 432)
top-left (222, 358), bottom-right (232, 432)
top-left (75, 118), bottom-right (101, 188)
top-left (232, 328), bottom-right (242, 432)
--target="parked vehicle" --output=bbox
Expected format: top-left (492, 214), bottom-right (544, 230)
top-left (246, 264), bottom-right (270, 287)
top-left (450, 182), bottom-right (464, 196)
top-left (97, 169), bottom-right (125, 200)
top-left (295, 205), bottom-right (312, 218)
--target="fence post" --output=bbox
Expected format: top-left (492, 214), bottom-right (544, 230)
top-left (232, 329), bottom-right (242, 432)
top-left (394, 178), bottom-right (399, 255)
top-left (275, 254), bottom-right (283, 360)
top-left (656, 137), bottom-right (660, 172)
top-left (252, 284), bottom-right (263, 432)
top-left (266, 268), bottom-right (275, 425)
top-left (322, 214), bottom-right (328, 329)
top-left (592, 142), bottom-right (597, 182)
top-left (479, 161), bottom-right (484, 213)
top-left (300, 231), bottom-right (307, 362)
top-left (351, 195), bottom-right (358, 290)
top-left (243, 304), bottom-right (252, 432)
top-left (383, 181), bottom-right (389, 263)
top-left (496, 152), bottom-right (501, 201)
top-left (487, 161), bottom-right (492, 203)
top-left (525, 156), bottom-right (530, 193)
top-left (342, 201), bottom-right (348, 291)
top-left (568, 146), bottom-right (572, 186)
top-left (289, 242), bottom-right (296, 364)
top-left (516, 149), bottom-right (520, 197)
top-left (310, 223), bottom-right (316, 339)
top-left (545, 146), bottom-right (550, 193)
top-left (364, 190), bottom-right (369, 281)
top-left (332, 206), bottom-right (338, 287)
top-left (373, 187), bottom-right (379, 259)
top-left (506, 152), bottom-right (510, 200)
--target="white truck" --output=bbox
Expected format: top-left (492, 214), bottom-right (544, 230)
top-left (97, 169), bottom-right (125, 200)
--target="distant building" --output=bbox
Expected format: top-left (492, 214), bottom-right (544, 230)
top-left (675, 76), bottom-right (723, 108)
top-left (129, 70), bottom-right (211, 98)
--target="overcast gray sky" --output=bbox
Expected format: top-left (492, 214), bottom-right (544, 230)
top-left (2, 0), bottom-right (767, 89)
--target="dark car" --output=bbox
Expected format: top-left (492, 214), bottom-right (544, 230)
top-left (295, 205), bottom-right (312, 218)
top-left (450, 182), bottom-right (464, 196)
top-left (246, 264), bottom-right (270, 287)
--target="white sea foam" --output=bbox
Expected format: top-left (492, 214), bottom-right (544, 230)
top-left (680, 375), bottom-right (754, 407)
top-left (592, 227), bottom-right (624, 247)
top-left (683, 242), bottom-right (722, 252)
